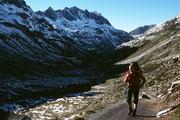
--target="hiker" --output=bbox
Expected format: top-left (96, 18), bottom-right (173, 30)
top-left (124, 62), bottom-right (146, 116)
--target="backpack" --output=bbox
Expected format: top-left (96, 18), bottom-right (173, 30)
top-left (124, 71), bottom-right (141, 88)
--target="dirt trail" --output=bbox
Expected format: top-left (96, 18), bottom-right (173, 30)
top-left (86, 99), bottom-right (166, 120)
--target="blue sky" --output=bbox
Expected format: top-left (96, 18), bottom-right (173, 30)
top-left (25, 0), bottom-right (180, 32)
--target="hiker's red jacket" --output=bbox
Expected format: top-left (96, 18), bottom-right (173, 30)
top-left (124, 71), bottom-right (145, 88)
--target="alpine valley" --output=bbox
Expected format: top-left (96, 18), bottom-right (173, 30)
top-left (0, 0), bottom-right (179, 120)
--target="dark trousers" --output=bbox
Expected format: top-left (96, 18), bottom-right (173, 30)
top-left (127, 87), bottom-right (139, 104)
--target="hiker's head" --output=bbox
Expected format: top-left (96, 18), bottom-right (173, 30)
top-left (129, 62), bottom-right (141, 73)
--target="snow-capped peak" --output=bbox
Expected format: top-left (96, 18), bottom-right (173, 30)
top-left (145, 14), bottom-right (180, 36)
top-left (92, 11), bottom-right (102, 16)
top-left (0, 0), bottom-right (27, 8)
top-left (44, 7), bottom-right (57, 20)
top-left (174, 14), bottom-right (180, 24)
top-left (38, 6), bottom-right (111, 26)
top-left (37, 6), bottom-right (132, 49)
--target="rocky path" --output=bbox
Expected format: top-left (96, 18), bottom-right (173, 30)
top-left (86, 99), bottom-right (168, 120)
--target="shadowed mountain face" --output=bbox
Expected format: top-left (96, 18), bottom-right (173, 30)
top-left (0, 0), bottom-right (133, 76)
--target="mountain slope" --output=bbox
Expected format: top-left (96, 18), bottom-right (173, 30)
top-left (118, 15), bottom-right (180, 64)
top-left (129, 24), bottom-right (156, 36)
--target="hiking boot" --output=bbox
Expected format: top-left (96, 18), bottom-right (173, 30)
top-left (128, 110), bottom-right (132, 115)
top-left (128, 108), bottom-right (132, 115)
top-left (132, 109), bottom-right (136, 116)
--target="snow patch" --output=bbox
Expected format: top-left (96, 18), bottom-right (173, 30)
top-left (0, 103), bottom-right (23, 113)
